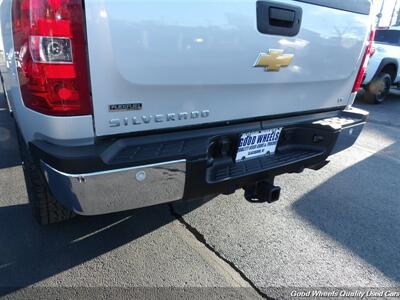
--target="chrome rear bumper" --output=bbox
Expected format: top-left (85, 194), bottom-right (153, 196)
top-left (36, 107), bottom-right (368, 216)
top-left (41, 160), bottom-right (186, 215)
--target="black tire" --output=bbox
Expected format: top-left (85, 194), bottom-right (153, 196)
top-left (364, 72), bottom-right (392, 104)
top-left (16, 128), bottom-right (75, 225)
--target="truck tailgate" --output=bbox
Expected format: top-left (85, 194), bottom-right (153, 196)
top-left (84, 0), bottom-right (371, 137)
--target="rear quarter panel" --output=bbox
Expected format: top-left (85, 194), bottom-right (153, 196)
top-left (0, 0), bottom-right (95, 146)
top-left (364, 43), bottom-right (400, 84)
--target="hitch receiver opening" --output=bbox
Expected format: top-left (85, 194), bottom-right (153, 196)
top-left (244, 180), bottom-right (281, 203)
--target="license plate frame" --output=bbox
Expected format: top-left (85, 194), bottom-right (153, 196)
top-left (235, 127), bottom-right (282, 162)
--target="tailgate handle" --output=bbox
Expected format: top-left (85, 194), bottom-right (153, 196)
top-left (257, 1), bottom-right (302, 37)
top-left (269, 7), bottom-right (295, 28)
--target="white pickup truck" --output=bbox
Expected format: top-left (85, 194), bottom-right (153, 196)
top-left (362, 27), bottom-right (400, 104)
top-left (0, 0), bottom-right (372, 225)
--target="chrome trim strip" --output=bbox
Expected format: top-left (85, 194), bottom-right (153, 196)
top-left (41, 160), bottom-right (186, 216)
top-left (44, 159), bottom-right (187, 177)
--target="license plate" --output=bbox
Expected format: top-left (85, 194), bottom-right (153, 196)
top-left (235, 128), bottom-right (282, 162)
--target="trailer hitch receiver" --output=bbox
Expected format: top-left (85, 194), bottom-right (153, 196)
top-left (244, 180), bottom-right (281, 203)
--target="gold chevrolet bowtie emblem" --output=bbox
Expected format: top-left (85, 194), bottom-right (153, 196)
top-left (254, 49), bottom-right (294, 72)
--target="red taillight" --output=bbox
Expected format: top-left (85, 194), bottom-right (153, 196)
top-left (352, 29), bottom-right (376, 93)
top-left (12, 0), bottom-right (92, 116)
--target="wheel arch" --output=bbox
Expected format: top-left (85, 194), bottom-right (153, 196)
top-left (373, 59), bottom-right (398, 83)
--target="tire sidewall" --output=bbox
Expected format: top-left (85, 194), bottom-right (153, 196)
top-left (368, 73), bottom-right (392, 104)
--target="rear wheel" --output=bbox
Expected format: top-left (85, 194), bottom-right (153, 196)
top-left (364, 72), bottom-right (392, 104)
top-left (17, 128), bottom-right (75, 225)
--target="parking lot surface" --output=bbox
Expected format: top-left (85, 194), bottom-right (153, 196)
top-left (0, 86), bottom-right (399, 298)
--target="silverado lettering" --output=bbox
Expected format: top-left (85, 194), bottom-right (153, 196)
top-left (109, 110), bottom-right (210, 127)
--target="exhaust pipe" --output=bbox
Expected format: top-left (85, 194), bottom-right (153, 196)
top-left (244, 181), bottom-right (281, 203)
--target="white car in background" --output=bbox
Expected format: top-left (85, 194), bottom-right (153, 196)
top-left (361, 27), bottom-right (400, 104)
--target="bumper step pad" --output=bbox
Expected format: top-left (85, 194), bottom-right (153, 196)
top-left (208, 149), bottom-right (322, 183)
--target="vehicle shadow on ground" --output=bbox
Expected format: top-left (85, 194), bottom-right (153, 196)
top-left (0, 95), bottom-right (21, 169)
top-left (355, 91), bottom-right (400, 127)
top-left (0, 90), bottom-right (209, 294)
top-left (293, 131), bottom-right (400, 282)
top-left (0, 198), bottom-right (208, 295)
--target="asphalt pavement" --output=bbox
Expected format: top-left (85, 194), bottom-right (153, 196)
top-left (0, 87), bottom-right (399, 299)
